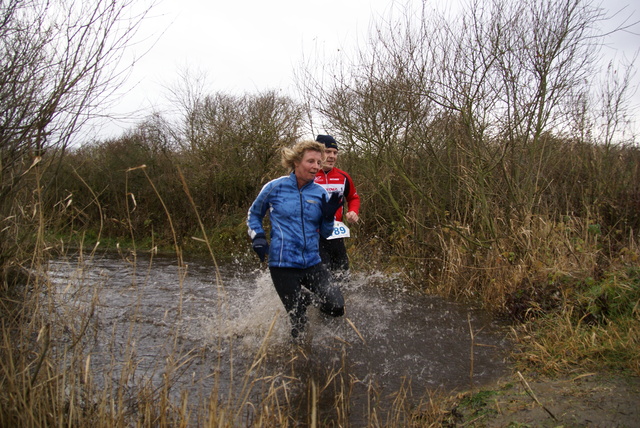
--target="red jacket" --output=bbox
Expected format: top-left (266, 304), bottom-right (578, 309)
top-left (314, 167), bottom-right (360, 222)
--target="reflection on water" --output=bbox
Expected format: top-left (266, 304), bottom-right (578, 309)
top-left (48, 251), bottom-right (510, 424)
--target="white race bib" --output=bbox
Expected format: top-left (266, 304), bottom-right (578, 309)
top-left (327, 221), bottom-right (350, 240)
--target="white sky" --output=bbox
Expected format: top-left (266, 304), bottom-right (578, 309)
top-left (94, 0), bottom-right (392, 138)
top-left (93, 0), bottom-right (640, 140)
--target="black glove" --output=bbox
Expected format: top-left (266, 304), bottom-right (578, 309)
top-left (252, 233), bottom-right (269, 262)
top-left (321, 192), bottom-right (343, 221)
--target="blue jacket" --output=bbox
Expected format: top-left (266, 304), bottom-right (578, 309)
top-left (247, 172), bottom-right (333, 268)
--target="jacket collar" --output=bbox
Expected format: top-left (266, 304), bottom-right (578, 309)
top-left (289, 171), bottom-right (314, 190)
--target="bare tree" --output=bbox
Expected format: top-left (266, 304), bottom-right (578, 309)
top-left (0, 0), bottom-right (152, 270)
top-left (178, 90), bottom-right (304, 222)
top-left (298, 0), bottom-right (635, 227)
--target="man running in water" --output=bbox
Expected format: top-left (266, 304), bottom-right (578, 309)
top-left (314, 135), bottom-right (361, 282)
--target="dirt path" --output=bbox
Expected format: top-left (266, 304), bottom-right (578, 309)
top-left (446, 372), bottom-right (640, 427)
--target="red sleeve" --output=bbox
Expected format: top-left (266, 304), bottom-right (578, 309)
top-left (343, 171), bottom-right (360, 215)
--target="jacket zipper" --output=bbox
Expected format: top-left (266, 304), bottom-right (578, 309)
top-left (299, 188), bottom-right (306, 264)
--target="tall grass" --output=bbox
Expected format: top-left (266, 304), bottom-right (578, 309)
top-left (428, 209), bottom-right (640, 376)
top-left (511, 263), bottom-right (640, 376)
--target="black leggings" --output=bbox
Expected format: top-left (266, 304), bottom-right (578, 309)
top-left (269, 263), bottom-right (344, 335)
top-left (319, 237), bottom-right (349, 272)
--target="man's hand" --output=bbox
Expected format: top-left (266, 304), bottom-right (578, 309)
top-left (345, 211), bottom-right (359, 223)
top-left (252, 233), bottom-right (269, 262)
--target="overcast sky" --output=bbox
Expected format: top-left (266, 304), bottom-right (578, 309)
top-left (94, 0), bottom-right (640, 140)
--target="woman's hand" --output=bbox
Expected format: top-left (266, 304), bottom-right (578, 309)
top-left (322, 192), bottom-right (344, 221)
top-left (252, 233), bottom-right (269, 262)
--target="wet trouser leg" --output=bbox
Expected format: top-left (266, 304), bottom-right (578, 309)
top-left (319, 237), bottom-right (350, 280)
top-left (269, 263), bottom-right (344, 337)
top-left (302, 263), bottom-right (345, 317)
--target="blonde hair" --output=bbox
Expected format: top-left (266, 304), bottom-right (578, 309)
top-left (281, 140), bottom-right (325, 171)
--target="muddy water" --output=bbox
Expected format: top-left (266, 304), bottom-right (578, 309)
top-left (48, 251), bottom-right (511, 424)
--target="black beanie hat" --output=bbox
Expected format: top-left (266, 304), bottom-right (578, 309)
top-left (316, 134), bottom-right (338, 150)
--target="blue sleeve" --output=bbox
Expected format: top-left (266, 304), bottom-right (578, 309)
top-left (318, 187), bottom-right (335, 239)
top-left (320, 216), bottom-right (334, 239)
top-left (247, 181), bottom-right (272, 239)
